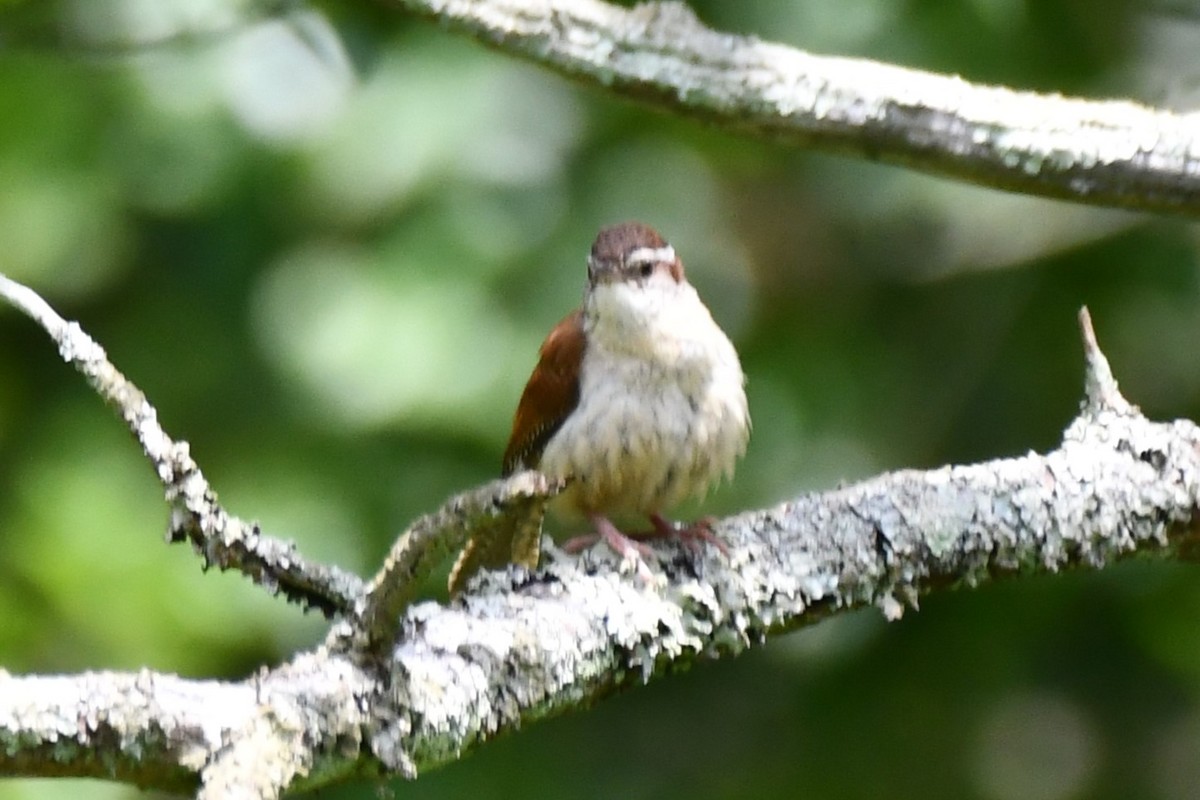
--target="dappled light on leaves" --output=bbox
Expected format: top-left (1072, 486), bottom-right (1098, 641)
top-left (301, 46), bottom-right (582, 225)
top-left (253, 242), bottom-right (519, 433)
top-left (973, 692), bottom-right (1099, 800)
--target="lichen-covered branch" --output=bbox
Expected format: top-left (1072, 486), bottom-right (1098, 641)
top-left (369, 340), bottom-right (1200, 777)
top-left (0, 657), bottom-right (381, 798)
top-left (4, 274), bottom-right (1200, 795)
top-left (0, 274), bottom-right (364, 617)
top-left (353, 470), bottom-right (562, 654)
top-left (4, 373), bottom-right (1199, 792)
top-left (0, 669), bottom-right (254, 793)
top-left (392, 0), bottom-right (1200, 217)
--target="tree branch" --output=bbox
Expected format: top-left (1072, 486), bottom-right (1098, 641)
top-left (0, 669), bottom-right (253, 793)
top-left (392, 0), bottom-right (1200, 216)
top-left (4, 276), bottom-right (1200, 795)
top-left (0, 275), bottom-right (364, 617)
top-left (355, 470), bottom-right (562, 654)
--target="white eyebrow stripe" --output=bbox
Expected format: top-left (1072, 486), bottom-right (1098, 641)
top-left (626, 245), bottom-right (676, 265)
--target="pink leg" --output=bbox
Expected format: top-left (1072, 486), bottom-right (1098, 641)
top-left (591, 514), bottom-right (656, 560)
top-left (562, 515), bottom-right (655, 560)
top-left (560, 533), bottom-right (598, 554)
top-left (647, 513), bottom-right (730, 557)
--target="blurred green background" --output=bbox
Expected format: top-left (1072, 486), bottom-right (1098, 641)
top-left (3, 0), bottom-right (1200, 798)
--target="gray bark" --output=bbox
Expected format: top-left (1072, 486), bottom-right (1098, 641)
top-left (393, 0), bottom-right (1200, 216)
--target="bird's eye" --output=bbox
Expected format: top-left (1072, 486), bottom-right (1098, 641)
top-left (639, 263), bottom-right (654, 278)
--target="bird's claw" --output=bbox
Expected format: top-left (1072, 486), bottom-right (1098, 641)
top-left (648, 513), bottom-right (729, 557)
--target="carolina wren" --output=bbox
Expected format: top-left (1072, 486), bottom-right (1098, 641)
top-left (450, 222), bottom-right (750, 592)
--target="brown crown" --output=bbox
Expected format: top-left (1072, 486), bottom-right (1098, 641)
top-left (589, 222), bottom-right (668, 264)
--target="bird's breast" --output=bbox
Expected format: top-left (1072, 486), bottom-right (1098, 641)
top-left (537, 299), bottom-right (749, 520)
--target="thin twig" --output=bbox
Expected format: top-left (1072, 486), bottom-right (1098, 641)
top-left (352, 470), bottom-right (562, 654)
top-left (0, 274), bottom-right (364, 616)
top-left (1078, 306), bottom-right (1134, 414)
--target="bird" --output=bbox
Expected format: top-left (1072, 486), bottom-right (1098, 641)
top-left (448, 221), bottom-right (750, 593)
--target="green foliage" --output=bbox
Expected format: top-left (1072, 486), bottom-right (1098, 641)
top-left (3, 1), bottom-right (1200, 798)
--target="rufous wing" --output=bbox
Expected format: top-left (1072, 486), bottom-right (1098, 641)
top-left (502, 309), bottom-right (585, 476)
top-left (448, 309), bottom-right (585, 593)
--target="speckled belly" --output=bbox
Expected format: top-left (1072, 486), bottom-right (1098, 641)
top-left (537, 356), bottom-right (748, 522)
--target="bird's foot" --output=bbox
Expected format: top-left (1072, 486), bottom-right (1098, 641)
top-left (646, 513), bottom-right (730, 557)
top-left (563, 515), bottom-right (656, 581)
top-left (559, 533), bottom-right (598, 554)
top-left (563, 515), bottom-right (655, 558)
